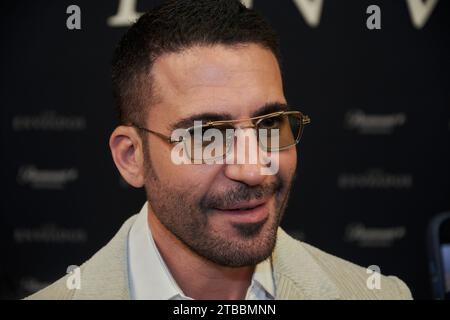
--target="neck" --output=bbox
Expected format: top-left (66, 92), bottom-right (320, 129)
top-left (147, 210), bottom-right (254, 300)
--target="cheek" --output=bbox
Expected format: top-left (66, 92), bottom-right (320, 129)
top-left (149, 144), bottom-right (223, 191)
top-left (278, 148), bottom-right (297, 181)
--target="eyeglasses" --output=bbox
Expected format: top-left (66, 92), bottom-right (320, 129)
top-left (131, 110), bottom-right (310, 162)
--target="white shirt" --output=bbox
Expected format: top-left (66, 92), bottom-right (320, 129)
top-left (127, 202), bottom-right (276, 300)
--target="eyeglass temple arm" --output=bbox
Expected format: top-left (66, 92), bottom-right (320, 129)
top-left (134, 126), bottom-right (181, 143)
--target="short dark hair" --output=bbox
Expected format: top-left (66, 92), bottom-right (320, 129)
top-left (111, 0), bottom-right (281, 125)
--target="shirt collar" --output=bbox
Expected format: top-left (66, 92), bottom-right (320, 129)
top-left (250, 256), bottom-right (275, 299)
top-left (128, 202), bottom-right (189, 300)
top-left (128, 201), bottom-right (275, 300)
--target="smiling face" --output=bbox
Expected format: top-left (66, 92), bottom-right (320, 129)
top-left (141, 43), bottom-right (297, 267)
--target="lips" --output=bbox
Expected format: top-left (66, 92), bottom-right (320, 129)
top-left (215, 198), bottom-right (267, 211)
top-left (212, 198), bottom-right (270, 223)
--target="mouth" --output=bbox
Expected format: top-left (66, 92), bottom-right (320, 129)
top-left (212, 198), bottom-right (270, 223)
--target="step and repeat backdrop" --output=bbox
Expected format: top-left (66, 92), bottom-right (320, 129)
top-left (1, 0), bottom-right (449, 299)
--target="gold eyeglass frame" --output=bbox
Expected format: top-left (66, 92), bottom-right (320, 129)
top-left (130, 110), bottom-right (311, 159)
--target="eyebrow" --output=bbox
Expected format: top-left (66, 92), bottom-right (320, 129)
top-left (168, 102), bottom-right (288, 130)
top-left (252, 102), bottom-right (289, 117)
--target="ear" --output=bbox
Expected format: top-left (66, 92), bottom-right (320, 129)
top-left (109, 125), bottom-right (145, 188)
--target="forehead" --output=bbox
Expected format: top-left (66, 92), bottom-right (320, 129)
top-left (148, 44), bottom-right (285, 127)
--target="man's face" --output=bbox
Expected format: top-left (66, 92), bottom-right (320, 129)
top-left (143, 44), bottom-right (297, 267)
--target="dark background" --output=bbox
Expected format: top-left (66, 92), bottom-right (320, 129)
top-left (1, 0), bottom-right (449, 299)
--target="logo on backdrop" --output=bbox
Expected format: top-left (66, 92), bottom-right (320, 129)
top-left (17, 165), bottom-right (79, 190)
top-left (344, 109), bottom-right (406, 135)
top-left (13, 224), bottom-right (88, 244)
top-left (338, 169), bottom-right (413, 189)
top-left (345, 223), bottom-right (406, 248)
top-left (106, 0), bottom-right (440, 29)
top-left (12, 110), bottom-right (86, 132)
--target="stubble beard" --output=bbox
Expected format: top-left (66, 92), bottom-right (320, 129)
top-left (143, 153), bottom-right (293, 267)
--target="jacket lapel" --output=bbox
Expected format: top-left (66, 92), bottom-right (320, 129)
top-left (272, 228), bottom-right (340, 300)
top-left (73, 215), bottom-right (137, 300)
top-left (71, 214), bottom-right (339, 300)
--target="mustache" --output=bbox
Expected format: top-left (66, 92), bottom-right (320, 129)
top-left (200, 178), bottom-right (284, 211)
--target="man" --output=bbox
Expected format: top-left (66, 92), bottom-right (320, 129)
top-left (27, 0), bottom-right (412, 300)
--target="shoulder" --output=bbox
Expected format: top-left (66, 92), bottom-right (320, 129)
top-left (25, 215), bottom-right (138, 300)
top-left (275, 229), bottom-right (413, 300)
top-left (301, 241), bottom-right (412, 299)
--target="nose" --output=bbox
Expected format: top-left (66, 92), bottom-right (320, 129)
top-left (223, 128), bottom-right (270, 186)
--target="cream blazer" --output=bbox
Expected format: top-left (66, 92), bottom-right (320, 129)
top-left (26, 215), bottom-right (412, 300)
